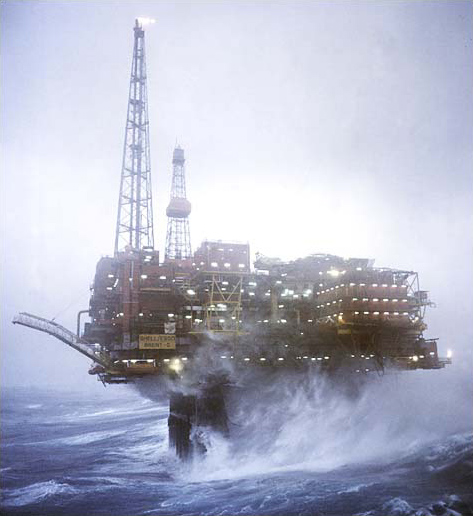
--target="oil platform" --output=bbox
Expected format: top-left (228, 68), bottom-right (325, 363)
top-left (13, 19), bottom-right (451, 458)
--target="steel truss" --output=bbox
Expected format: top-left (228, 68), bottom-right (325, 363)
top-left (115, 19), bottom-right (154, 255)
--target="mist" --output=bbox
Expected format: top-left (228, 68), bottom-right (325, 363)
top-left (1, 2), bottom-right (472, 392)
top-left (186, 363), bottom-right (473, 481)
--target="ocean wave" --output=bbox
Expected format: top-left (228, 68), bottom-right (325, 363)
top-left (337, 482), bottom-right (375, 494)
top-left (56, 429), bottom-right (126, 445)
top-left (2, 480), bottom-right (77, 507)
top-left (356, 495), bottom-right (473, 516)
top-left (61, 403), bottom-right (166, 422)
top-left (25, 404), bottom-right (42, 409)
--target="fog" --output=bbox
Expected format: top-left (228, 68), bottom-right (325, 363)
top-left (1, 1), bottom-right (472, 392)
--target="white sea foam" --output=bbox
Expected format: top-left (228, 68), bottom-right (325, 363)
top-left (184, 363), bottom-right (473, 481)
top-left (337, 482), bottom-right (375, 494)
top-left (382, 497), bottom-right (414, 515)
top-left (2, 480), bottom-right (77, 507)
top-left (56, 429), bottom-right (126, 445)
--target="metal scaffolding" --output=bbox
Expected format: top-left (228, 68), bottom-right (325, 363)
top-left (114, 19), bottom-right (154, 255)
top-left (165, 146), bottom-right (192, 260)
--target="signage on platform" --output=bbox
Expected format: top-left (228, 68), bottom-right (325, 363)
top-left (138, 334), bottom-right (176, 349)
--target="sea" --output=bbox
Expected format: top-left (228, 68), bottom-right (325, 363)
top-left (1, 365), bottom-right (472, 516)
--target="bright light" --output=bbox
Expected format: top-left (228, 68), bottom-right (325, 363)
top-left (168, 313), bottom-right (174, 318)
top-left (137, 17), bottom-right (156, 26)
top-left (211, 262), bottom-right (218, 267)
top-left (141, 274), bottom-right (148, 279)
top-left (169, 358), bottom-right (183, 373)
top-left (412, 355), bottom-right (419, 362)
top-left (447, 349), bottom-right (453, 358)
top-left (328, 270), bottom-right (340, 277)
top-left (186, 289), bottom-right (195, 295)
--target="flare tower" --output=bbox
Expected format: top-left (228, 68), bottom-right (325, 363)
top-left (165, 147), bottom-right (192, 261)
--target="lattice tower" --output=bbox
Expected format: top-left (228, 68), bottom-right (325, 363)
top-left (165, 146), bottom-right (192, 260)
top-left (114, 19), bottom-right (154, 255)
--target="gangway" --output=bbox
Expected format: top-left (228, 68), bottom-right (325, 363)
top-left (12, 312), bottom-right (112, 368)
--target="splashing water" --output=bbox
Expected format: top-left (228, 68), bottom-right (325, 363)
top-left (186, 363), bottom-right (473, 481)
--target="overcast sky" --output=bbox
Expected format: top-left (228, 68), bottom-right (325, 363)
top-left (1, 0), bottom-right (472, 390)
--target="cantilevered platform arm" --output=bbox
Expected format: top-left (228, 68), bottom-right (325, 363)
top-left (12, 312), bottom-right (112, 369)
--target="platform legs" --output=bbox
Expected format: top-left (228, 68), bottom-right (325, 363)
top-left (168, 380), bottom-right (228, 459)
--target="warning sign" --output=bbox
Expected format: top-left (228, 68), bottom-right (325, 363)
top-left (139, 334), bottom-right (176, 349)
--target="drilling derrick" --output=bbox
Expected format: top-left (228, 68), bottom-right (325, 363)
top-left (165, 146), bottom-right (192, 261)
top-left (115, 19), bottom-right (154, 255)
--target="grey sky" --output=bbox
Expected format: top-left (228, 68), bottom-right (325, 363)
top-left (1, 1), bottom-right (472, 390)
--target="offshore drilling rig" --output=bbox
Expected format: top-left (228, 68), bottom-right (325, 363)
top-left (13, 19), bottom-right (451, 458)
